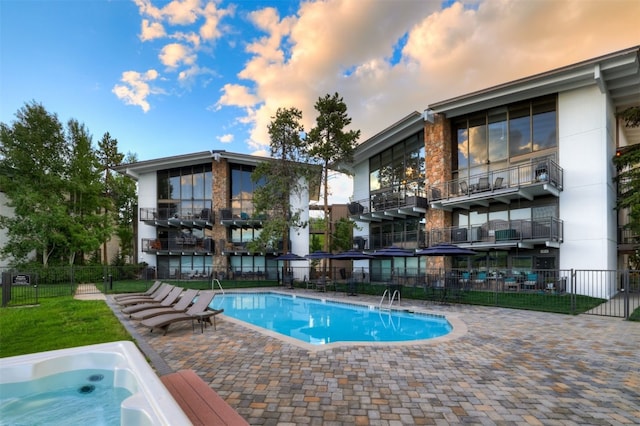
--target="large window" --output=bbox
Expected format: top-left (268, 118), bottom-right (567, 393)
top-left (455, 95), bottom-right (557, 175)
top-left (369, 131), bottom-right (425, 195)
top-left (230, 164), bottom-right (263, 217)
top-left (157, 164), bottom-right (212, 219)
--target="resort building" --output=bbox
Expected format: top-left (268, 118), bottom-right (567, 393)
top-left (114, 150), bottom-right (315, 280)
top-left (348, 45), bottom-right (640, 297)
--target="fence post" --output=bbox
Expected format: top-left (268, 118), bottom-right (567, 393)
top-left (622, 270), bottom-right (630, 320)
top-left (1, 272), bottom-right (11, 307)
top-left (570, 269), bottom-right (576, 315)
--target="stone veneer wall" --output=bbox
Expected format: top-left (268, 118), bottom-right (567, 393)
top-left (424, 113), bottom-right (452, 269)
top-left (211, 158), bottom-right (228, 274)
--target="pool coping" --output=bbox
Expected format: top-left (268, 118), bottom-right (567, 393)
top-left (213, 289), bottom-right (467, 352)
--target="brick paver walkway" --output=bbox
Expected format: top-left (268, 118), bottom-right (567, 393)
top-left (109, 290), bottom-right (640, 425)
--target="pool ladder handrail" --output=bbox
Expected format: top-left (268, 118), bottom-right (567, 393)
top-left (212, 278), bottom-right (225, 294)
top-left (379, 288), bottom-right (400, 310)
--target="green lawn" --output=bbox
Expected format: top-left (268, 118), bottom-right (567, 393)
top-left (0, 297), bottom-right (132, 358)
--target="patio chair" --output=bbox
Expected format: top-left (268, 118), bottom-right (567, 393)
top-left (493, 176), bottom-right (504, 190)
top-left (477, 177), bottom-right (490, 191)
top-left (473, 272), bottom-right (487, 289)
top-left (129, 289), bottom-right (199, 320)
top-left (504, 277), bottom-right (519, 291)
top-left (141, 291), bottom-right (222, 335)
top-left (459, 181), bottom-right (469, 195)
top-left (117, 284), bottom-right (174, 307)
top-left (121, 286), bottom-right (184, 316)
top-left (113, 281), bottom-right (162, 301)
top-left (523, 273), bottom-right (538, 290)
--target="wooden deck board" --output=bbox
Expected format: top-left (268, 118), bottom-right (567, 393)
top-left (161, 369), bottom-right (249, 426)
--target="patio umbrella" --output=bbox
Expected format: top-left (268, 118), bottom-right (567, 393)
top-left (274, 252), bottom-right (306, 261)
top-left (331, 249), bottom-right (374, 296)
top-left (330, 249), bottom-right (374, 260)
top-left (416, 243), bottom-right (478, 294)
top-left (304, 250), bottom-right (333, 260)
top-left (305, 250), bottom-right (334, 288)
top-left (371, 246), bottom-right (415, 284)
top-left (415, 243), bottom-right (478, 256)
top-left (274, 252), bottom-right (306, 288)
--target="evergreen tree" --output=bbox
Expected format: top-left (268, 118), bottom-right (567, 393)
top-left (306, 93), bottom-right (360, 252)
top-left (250, 107), bottom-right (309, 254)
top-left (65, 119), bottom-right (111, 264)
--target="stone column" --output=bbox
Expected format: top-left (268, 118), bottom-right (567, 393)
top-left (211, 158), bottom-right (228, 275)
top-left (424, 113), bottom-right (452, 269)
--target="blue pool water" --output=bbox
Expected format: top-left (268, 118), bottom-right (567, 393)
top-left (0, 369), bottom-right (130, 426)
top-left (209, 293), bottom-right (451, 345)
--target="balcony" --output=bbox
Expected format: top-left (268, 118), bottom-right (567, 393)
top-left (618, 226), bottom-right (640, 253)
top-left (429, 157), bottom-right (563, 211)
top-left (348, 189), bottom-right (428, 223)
top-left (369, 229), bottom-right (427, 250)
top-left (219, 208), bottom-right (268, 229)
top-left (141, 237), bottom-right (214, 254)
top-left (140, 207), bottom-right (213, 229)
top-left (428, 217), bottom-right (563, 249)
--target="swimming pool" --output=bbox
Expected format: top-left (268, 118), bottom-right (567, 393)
top-left (0, 341), bottom-right (191, 425)
top-left (209, 292), bottom-right (452, 345)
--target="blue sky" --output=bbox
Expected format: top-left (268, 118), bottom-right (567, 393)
top-left (1, 0), bottom-right (638, 201)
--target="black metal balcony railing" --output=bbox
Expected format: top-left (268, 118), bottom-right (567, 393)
top-left (428, 156), bottom-right (563, 203)
top-left (141, 237), bottom-right (214, 253)
top-left (140, 207), bottom-right (213, 222)
top-left (370, 229), bottom-right (427, 250)
top-left (428, 218), bottom-right (563, 246)
top-left (348, 188), bottom-right (428, 219)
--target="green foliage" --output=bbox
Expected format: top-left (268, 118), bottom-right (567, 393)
top-left (306, 93), bottom-right (360, 251)
top-left (251, 107), bottom-right (309, 253)
top-left (0, 102), bottom-right (70, 266)
top-left (331, 217), bottom-right (356, 252)
top-left (614, 106), bottom-right (640, 268)
top-left (0, 102), bottom-right (136, 267)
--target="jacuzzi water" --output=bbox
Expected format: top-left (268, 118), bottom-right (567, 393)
top-left (0, 341), bottom-right (192, 426)
top-left (0, 369), bottom-right (130, 425)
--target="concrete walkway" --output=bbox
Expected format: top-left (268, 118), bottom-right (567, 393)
top-left (108, 289), bottom-right (640, 425)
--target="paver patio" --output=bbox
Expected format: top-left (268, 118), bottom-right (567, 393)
top-left (109, 289), bottom-right (640, 425)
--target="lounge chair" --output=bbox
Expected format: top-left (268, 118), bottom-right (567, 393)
top-left (129, 289), bottom-right (199, 320)
top-left (117, 284), bottom-right (174, 307)
top-left (114, 281), bottom-right (162, 301)
top-left (121, 286), bottom-right (184, 316)
top-left (141, 291), bottom-right (222, 335)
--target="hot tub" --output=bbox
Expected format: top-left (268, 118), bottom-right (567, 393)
top-left (0, 341), bottom-right (191, 425)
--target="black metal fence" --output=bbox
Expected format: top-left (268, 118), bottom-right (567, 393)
top-left (2, 265), bottom-right (638, 319)
top-left (1, 265), bottom-right (153, 307)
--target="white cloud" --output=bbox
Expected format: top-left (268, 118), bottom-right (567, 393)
top-left (140, 19), bottom-right (166, 41)
top-left (112, 70), bottom-right (160, 113)
top-left (159, 42), bottom-right (197, 69)
top-left (217, 134), bottom-right (234, 143)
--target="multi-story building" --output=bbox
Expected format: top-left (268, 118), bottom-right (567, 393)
top-left (115, 150), bottom-right (314, 280)
top-left (348, 46), bottom-right (639, 297)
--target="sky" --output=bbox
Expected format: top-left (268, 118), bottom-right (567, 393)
top-left (1, 0), bottom-right (639, 204)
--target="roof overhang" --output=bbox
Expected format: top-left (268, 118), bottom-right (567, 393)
top-left (352, 112), bottom-right (424, 167)
top-left (428, 46), bottom-right (640, 145)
